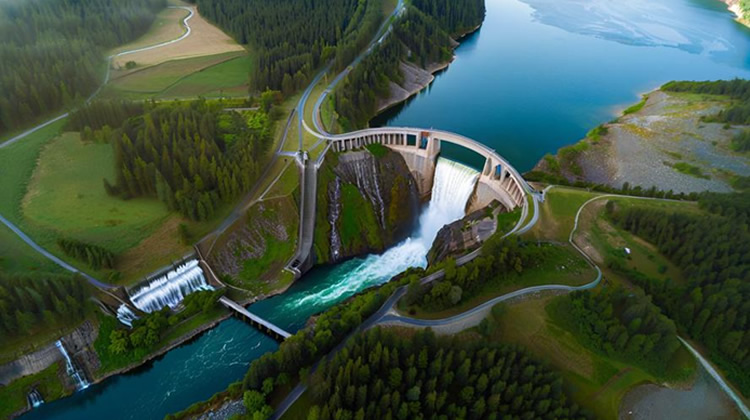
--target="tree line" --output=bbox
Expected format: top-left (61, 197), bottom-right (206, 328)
top-left (334, 0), bottom-right (485, 129)
top-left (556, 287), bottom-right (682, 376)
top-left (0, 0), bottom-right (164, 136)
top-left (0, 272), bottom-right (88, 339)
top-left (663, 79), bottom-right (750, 125)
top-left (405, 237), bottom-right (545, 312)
top-left (57, 237), bottom-right (116, 270)
top-left (95, 100), bottom-right (275, 221)
top-left (607, 199), bottom-right (750, 395)
top-left (300, 327), bottom-right (588, 420)
top-left (194, 0), bottom-right (384, 95)
top-left (106, 289), bottom-right (223, 356)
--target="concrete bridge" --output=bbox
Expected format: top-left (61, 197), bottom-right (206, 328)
top-left (324, 127), bottom-right (530, 211)
top-left (219, 296), bottom-right (291, 341)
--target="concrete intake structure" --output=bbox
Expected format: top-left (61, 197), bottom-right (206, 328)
top-left (325, 127), bottom-right (528, 211)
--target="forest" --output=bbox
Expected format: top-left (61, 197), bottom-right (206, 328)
top-left (299, 328), bottom-right (589, 420)
top-left (0, 0), bottom-right (164, 136)
top-left (57, 237), bottom-right (116, 271)
top-left (0, 272), bottom-right (88, 340)
top-left (555, 287), bottom-right (682, 376)
top-left (405, 236), bottom-right (548, 312)
top-left (607, 197), bottom-right (750, 395)
top-left (334, 0), bottom-right (485, 128)
top-left (194, 0), bottom-right (384, 94)
top-left (662, 79), bottom-right (750, 124)
top-left (87, 100), bottom-right (277, 221)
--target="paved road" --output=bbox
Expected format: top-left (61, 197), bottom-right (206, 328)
top-left (271, 191), bottom-right (750, 419)
top-left (0, 5), bottom-right (198, 290)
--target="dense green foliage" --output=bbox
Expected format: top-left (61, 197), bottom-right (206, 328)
top-left (196, 0), bottom-right (384, 94)
top-left (241, 269), bottom-right (422, 393)
top-left (0, 272), bottom-right (88, 339)
top-left (0, 0), bottom-right (164, 136)
top-left (731, 129), bottom-right (750, 152)
top-left (57, 237), bottom-right (116, 270)
top-left (406, 237), bottom-right (545, 311)
top-left (608, 200), bottom-right (750, 395)
top-left (334, 0), bottom-right (484, 128)
top-left (68, 100), bottom-right (144, 132)
top-left (105, 100), bottom-right (275, 220)
top-left (556, 287), bottom-right (681, 375)
top-left (96, 290), bottom-right (223, 372)
top-left (304, 328), bottom-right (589, 420)
top-left (662, 79), bottom-right (750, 124)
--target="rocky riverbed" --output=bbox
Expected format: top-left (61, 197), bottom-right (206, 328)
top-left (533, 90), bottom-right (750, 193)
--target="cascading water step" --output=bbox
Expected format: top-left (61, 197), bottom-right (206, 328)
top-left (127, 259), bottom-right (213, 313)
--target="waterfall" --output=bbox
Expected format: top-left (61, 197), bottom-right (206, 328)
top-left (27, 389), bottom-right (44, 408)
top-left (292, 158), bottom-right (478, 307)
top-left (55, 340), bottom-right (89, 391)
top-left (116, 304), bottom-right (139, 327)
top-left (128, 259), bottom-right (213, 313)
top-left (329, 177), bottom-right (343, 260)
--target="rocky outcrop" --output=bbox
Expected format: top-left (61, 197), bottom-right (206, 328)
top-left (427, 202), bottom-right (501, 266)
top-left (316, 147), bottom-right (420, 263)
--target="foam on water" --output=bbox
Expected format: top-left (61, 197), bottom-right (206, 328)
top-left (291, 157), bottom-right (479, 309)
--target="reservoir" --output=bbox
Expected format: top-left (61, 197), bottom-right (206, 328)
top-left (23, 0), bottom-right (750, 418)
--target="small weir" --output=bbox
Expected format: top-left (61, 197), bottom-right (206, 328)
top-left (27, 389), bottom-right (44, 408)
top-left (55, 340), bottom-right (89, 391)
top-left (128, 259), bottom-right (213, 313)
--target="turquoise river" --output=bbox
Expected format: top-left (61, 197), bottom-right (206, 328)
top-left (23, 0), bottom-right (750, 418)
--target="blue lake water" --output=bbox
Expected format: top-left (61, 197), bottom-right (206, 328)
top-left (374, 0), bottom-right (750, 171)
top-left (23, 0), bottom-right (750, 418)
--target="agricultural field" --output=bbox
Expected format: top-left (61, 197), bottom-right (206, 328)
top-left (105, 52), bottom-right (251, 100)
top-left (109, 6), bottom-right (191, 58)
top-left (110, 3), bottom-right (244, 70)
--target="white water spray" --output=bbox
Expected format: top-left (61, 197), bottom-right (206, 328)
top-left (293, 158), bottom-right (479, 307)
top-left (116, 304), bottom-right (139, 327)
top-left (128, 260), bottom-right (213, 313)
top-left (56, 340), bottom-right (89, 391)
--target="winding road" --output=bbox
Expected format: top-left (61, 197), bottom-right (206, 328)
top-left (0, 5), bottom-right (197, 290)
top-left (271, 191), bottom-right (750, 420)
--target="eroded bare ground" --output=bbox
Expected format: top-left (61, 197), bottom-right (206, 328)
top-left (555, 90), bottom-right (750, 193)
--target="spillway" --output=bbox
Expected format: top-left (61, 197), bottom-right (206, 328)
top-left (291, 157), bottom-right (479, 308)
top-left (128, 259), bottom-right (213, 313)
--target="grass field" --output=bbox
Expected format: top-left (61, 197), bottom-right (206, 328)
top-left (573, 197), bottom-right (697, 286)
top-left (107, 52), bottom-right (250, 100)
top-left (0, 222), bottom-right (59, 275)
top-left (0, 362), bottom-right (68, 420)
top-left (403, 242), bottom-right (595, 320)
top-left (22, 133), bottom-right (171, 254)
top-left (109, 6), bottom-right (190, 58)
top-left (111, 4), bottom-right (244, 69)
top-left (525, 187), bottom-right (599, 242)
top-left (488, 296), bottom-right (695, 419)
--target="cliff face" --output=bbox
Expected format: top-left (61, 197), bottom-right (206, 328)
top-left (427, 202), bottom-right (500, 266)
top-left (315, 146), bottom-right (420, 263)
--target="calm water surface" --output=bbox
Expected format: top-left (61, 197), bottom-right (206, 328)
top-left (24, 0), bottom-right (750, 418)
top-left (374, 0), bottom-right (750, 170)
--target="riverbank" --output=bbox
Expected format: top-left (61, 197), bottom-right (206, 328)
top-left (374, 25), bottom-right (480, 115)
top-left (718, 0), bottom-right (750, 28)
top-left (531, 89), bottom-right (750, 193)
